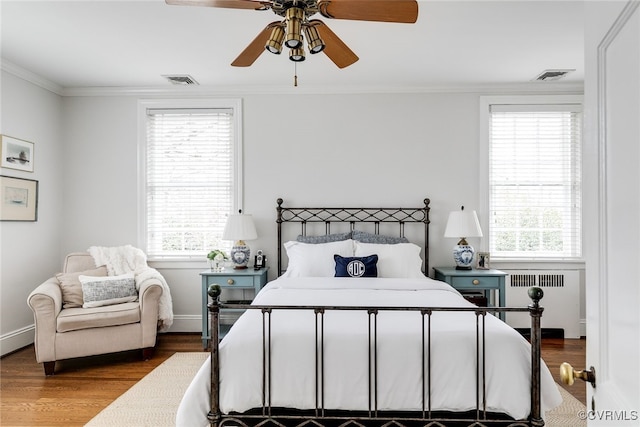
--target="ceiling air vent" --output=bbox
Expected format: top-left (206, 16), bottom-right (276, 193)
top-left (162, 74), bottom-right (199, 85)
top-left (533, 69), bottom-right (575, 81)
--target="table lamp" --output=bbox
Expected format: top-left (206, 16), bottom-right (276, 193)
top-left (444, 206), bottom-right (483, 270)
top-left (222, 210), bottom-right (258, 269)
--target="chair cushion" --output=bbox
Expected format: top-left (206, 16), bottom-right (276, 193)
top-left (56, 302), bottom-right (141, 333)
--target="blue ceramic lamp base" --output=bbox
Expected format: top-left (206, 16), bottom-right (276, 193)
top-left (453, 243), bottom-right (475, 270)
top-left (230, 240), bottom-right (251, 269)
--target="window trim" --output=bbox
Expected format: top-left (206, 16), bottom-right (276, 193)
top-left (479, 94), bottom-right (583, 262)
top-left (137, 98), bottom-right (243, 261)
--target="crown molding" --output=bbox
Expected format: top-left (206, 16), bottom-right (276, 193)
top-left (61, 82), bottom-right (583, 97)
top-left (1, 59), bottom-right (64, 95)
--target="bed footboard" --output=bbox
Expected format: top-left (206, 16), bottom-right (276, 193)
top-left (206, 285), bottom-right (547, 427)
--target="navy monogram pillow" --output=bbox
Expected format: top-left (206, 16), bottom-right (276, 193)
top-left (334, 254), bottom-right (378, 278)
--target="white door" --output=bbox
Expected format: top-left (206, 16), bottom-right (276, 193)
top-left (583, 1), bottom-right (640, 425)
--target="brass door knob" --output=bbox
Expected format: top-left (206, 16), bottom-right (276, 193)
top-left (472, 279), bottom-right (480, 285)
top-left (227, 279), bottom-right (235, 285)
top-left (560, 362), bottom-right (596, 387)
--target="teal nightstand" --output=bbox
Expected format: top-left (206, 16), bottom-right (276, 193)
top-left (200, 268), bottom-right (268, 349)
top-left (433, 267), bottom-right (507, 321)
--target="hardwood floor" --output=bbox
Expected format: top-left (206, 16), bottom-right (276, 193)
top-left (0, 333), bottom-right (204, 427)
top-left (0, 334), bottom-right (586, 427)
top-left (540, 337), bottom-right (588, 406)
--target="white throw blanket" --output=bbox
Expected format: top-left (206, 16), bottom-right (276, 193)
top-left (87, 245), bottom-right (174, 331)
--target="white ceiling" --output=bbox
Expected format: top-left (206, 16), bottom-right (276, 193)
top-left (1, 0), bottom-right (585, 92)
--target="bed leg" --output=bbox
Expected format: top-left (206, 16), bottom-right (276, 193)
top-left (528, 286), bottom-right (545, 426)
top-left (207, 284), bottom-right (222, 427)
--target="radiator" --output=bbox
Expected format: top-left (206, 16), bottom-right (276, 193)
top-left (503, 270), bottom-right (581, 338)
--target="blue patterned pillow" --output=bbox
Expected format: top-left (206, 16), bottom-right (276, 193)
top-left (297, 232), bottom-right (352, 244)
top-left (334, 254), bottom-right (378, 278)
top-left (352, 230), bottom-right (409, 244)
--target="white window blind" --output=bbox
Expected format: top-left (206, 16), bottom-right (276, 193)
top-left (144, 108), bottom-right (236, 259)
top-left (489, 104), bottom-right (582, 259)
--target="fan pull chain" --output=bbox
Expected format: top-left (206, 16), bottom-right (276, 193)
top-left (294, 62), bottom-right (298, 87)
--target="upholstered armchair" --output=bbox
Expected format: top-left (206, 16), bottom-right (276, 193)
top-left (27, 252), bottom-right (164, 375)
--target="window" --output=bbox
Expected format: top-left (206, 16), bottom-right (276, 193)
top-left (138, 99), bottom-right (242, 259)
top-left (480, 96), bottom-right (582, 260)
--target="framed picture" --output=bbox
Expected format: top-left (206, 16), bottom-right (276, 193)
top-left (1, 135), bottom-right (34, 172)
top-left (476, 251), bottom-right (490, 269)
top-left (0, 175), bottom-right (39, 221)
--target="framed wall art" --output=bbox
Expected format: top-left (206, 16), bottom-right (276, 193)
top-left (0, 175), bottom-right (39, 221)
top-left (1, 135), bottom-right (34, 172)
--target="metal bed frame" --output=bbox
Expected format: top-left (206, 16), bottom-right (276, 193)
top-left (206, 198), bottom-right (546, 427)
top-left (276, 197), bottom-right (431, 275)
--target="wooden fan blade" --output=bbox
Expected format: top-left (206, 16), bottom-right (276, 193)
top-left (311, 20), bottom-right (358, 69)
top-left (318, 0), bottom-right (418, 23)
top-left (231, 22), bottom-right (279, 67)
top-left (165, 0), bottom-right (268, 10)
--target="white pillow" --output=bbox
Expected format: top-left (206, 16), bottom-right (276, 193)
top-left (80, 272), bottom-right (138, 308)
top-left (282, 239), bottom-right (355, 277)
top-left (353, 241), bottom-right (424, 278)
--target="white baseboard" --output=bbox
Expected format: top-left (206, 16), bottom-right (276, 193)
top-left (164, 315), bottom-right (202, 333)
top-left (580, 318), bottom-right (586, 337)
top-left (0, 325), bottom-right (34, 356)
top-left (163, 313), bottom-right (239, 333)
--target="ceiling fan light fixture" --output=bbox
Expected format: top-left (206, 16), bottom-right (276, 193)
top-left (265, 24), bottom-right (285, 54)
top-left (284, 7), bottom-right (304, 49)
top-left (304, 24), bottom-right (325, 54)
top-left (289, 47), bottom-right (306, 62)
top-left (166, 0), bottom-right (419, 71)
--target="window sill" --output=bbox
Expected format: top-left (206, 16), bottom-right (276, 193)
top-left (148, 259), bottom-right (209, 270)
top-left (490, 258), bottom-right (585, 270)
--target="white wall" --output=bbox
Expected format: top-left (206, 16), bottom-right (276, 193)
top-left (0, 69), bottom-right (584, 351)
top-left (242, 91), bottom-right (483, 260)
top-left (60, 96), bottom-right (140, 252)
top-left (0, 71), bottom-right (64, 354)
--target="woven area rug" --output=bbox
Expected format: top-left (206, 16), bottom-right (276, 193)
top-left (547, 386), bottom-right (587, 427)
top-left (85, 352), bottom-right (208, 427)
top-left (85, 352), bottom-right (586, 427)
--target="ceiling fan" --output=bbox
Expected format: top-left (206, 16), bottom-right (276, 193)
top-left (165, 0), bottom-right (419, 69)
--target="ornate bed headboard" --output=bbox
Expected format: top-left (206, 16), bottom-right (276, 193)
top-left (276, 198), bottom-right (431, 276)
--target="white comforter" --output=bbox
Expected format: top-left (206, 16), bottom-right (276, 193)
top-left (176, 277), bottom-right (561, 426)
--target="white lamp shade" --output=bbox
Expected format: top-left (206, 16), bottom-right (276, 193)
top-left (222, 214), bottom-right (258, 241)
top-left (444, 209), bottom-right (483, 238)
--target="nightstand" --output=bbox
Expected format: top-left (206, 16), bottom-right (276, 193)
top-left (200, 268), bottom-right (268, 349)
top-left (433, 267), bottom-right (507, 321)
